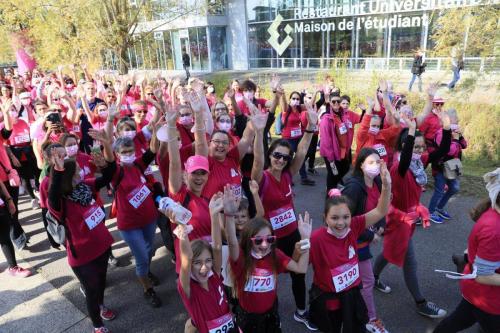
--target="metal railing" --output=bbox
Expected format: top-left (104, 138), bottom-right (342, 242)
top-left (249, 57), bottom-right (499, 72)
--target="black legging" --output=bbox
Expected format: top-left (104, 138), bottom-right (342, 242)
top-left (277, 229), bottom-right (306, 310)
top-left (4, 182), bottom-right (24, 243)
top-left (11, 146), bottom-right (40, 199)
top-left (434, 298), bottom-right (500, 333)
top-left (71, 248), bottom-right (111, 328)
top-left (305, 133), bottom-right (319, 170)
top-left (41, 207), bottom-right (60, 249)
top-left (324, 157), bottom-right (350, 192)
top-left (0, 208), bottom-right (17, 268)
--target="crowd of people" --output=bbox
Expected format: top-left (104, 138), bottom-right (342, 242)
top-left (0, 66), bottom-right (498, 333)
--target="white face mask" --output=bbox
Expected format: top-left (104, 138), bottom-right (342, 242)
top-left (217, 122), bottom-right (231, 132)
top-left (290, 99), bottom-right (300, 107)
top-left (243, 91), bottom-right (254, 100)
top-left (65, 144), bottom-right (79, 157)
top-left (9, 111), bottom-right (18, 119)
top-left (20, 98), bottom-right (31, 106)
top-left (120, 154), bottom-right (136, 165)
top-left (327, 227), bottom-right (351, 239)
top-left (251, 248), bottom-right (271, 259)
top-left (98, 110), bottom-right (108, 119)
top-left (207, 86), bottom-right (214, 93)
top-left (121, 130), bottom-right (136, 140)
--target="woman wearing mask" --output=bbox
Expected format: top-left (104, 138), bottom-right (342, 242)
top-left (215, 113), bottom-right (239, 147)
top-left (60, 133), bottom-right (96, 180)
top-left (433, 168), bottom-right (500, 333)
top-left (48, 129), bottom-right (116, 333)
top-left (280, 90), bottom-right (314, 186)
top-left (176, 104), bottom-right (196, 147)
top-left (205, 82), bottom-right (216, 108)
top-left (428, 109), bottom-right (467, 224)
top-left (342, 148), bottom-right (390, 333)
top-left (372, 116), bottom-right (451, 319)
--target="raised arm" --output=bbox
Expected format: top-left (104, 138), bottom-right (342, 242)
top-left (249, 104), bottom-right (268, 182)
top-left (1, 100), bottom-right (13, 131)
top-left (223, 186), bottom-right (241, 262)
top-left (289, 102), bottom-right (318, 176)
top-left (398, 117), bottom-right (416, 177)
top-left (249, 180), bottom-right (264, 218)
top-left (285, 212), bottom-right (311, 274)
top-left (210, 191), bottom-right (226, 275)
top-left (364, 162), bottom-right (392, 227)
top-left (187, 90), bottom-right (209, 157)
top-left (416, 83), bottom-right (437, 127)
top-left (178, 223), bottom-right (194, 298)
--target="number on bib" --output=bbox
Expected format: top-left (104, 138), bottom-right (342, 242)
top-left (207, 313), bottom-right (234, 333)
top-left (244, 268), bottom-right (275, 293)
top-left (127, 184), bottom-right (151, 208)
top-left (339, 124), bottom-right (347, 135)
top-left (331, 262), bottom-right (359, 293)
top-left (373, 144), bottom-right (387, 156)
top-left (269, 206), bottom-right (296, 230)
top-left (14, 134), bottom-right (30, 144)
top-left (84, 206), bottom-right (106, 230)
top-left (290, 128), bottom-right (302, 138)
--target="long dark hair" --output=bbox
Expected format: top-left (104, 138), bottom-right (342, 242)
top-left (265, 139), bottom-right (293, 171)
top-left (235, 218), bottom-right (278, 291)
top-left (353, 147), bottom-right (379, 178)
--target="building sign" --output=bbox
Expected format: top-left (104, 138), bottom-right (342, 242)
top-left (267, 0), bottom-right (498, 55)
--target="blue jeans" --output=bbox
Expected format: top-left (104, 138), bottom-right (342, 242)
top-left (120, 221), bottom-right (156, 277)
top-left (448, 66), bottom-right (461, 89)
top-left (275, 112), bottom-right (282, 135)
top-left (285, 137), bottom-right (307, 180)
top-left (408, 73), bottom-right (422, 92)
top-left (428, 172), bottom-right (460, 213)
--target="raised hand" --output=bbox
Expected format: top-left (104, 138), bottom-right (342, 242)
top-left (91, 151), bottom-right (106, 168)
top-left (298, 211), bottom-right (312, 239)
top-left (305, 104), bottom-right (319, 128)
top-left (427, 83), bottom-right (438, 97)
top-left (209, 192), bottom-right (224, 215)
top-left (226, 87), bottom-right (235, 99)
top-left (189, 78), bottom-right (205, 94)
top-left (88, 129), bottom-right (110, 144)
top-left (378, 79), bottom-right (388, 92)
top-left (439, 111), bottom-right (451, 130)
top-left (270, 74), bottom-right (281, 91)
top-left (50, 147), bottom-right (65, 171)
top-left (380, 161), bottom-right (391, 187)
top-left (186, 90), bottom-right (205, 114)
top-left (249, 108), bottom-right (269, 132)
top-left (223, 184), bottom-right (240, 216)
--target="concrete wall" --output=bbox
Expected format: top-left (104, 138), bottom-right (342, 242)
top-left (226, 0), bottom-right (249, 70)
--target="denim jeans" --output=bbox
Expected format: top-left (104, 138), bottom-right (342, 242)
top-left (428, 171), bottom-right (460, 213)
top-left (448, 66), bottom-right (461, 89)
top-left (408, 74), bottom-right (422, 92)
top-left (119, 221), bottom-right (156, 277)
top-left (285, 137), bottom-right (307, 180)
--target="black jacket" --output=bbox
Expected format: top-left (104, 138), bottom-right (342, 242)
top-left (342, 175), bottom-right (386, 261)
top-left (411, 55), bottom-right (425, 75)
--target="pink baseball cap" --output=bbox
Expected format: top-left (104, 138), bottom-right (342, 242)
top-left (184, 155), bottom-right (209, 174)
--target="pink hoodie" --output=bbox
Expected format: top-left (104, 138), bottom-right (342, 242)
top-left (319, 113), bottom-right (341, 162)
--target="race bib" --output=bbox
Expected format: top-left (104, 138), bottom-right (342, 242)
top-left (84, 205), bottom-right (106, 230)
top-left (331, 261), bottom-right (359, 293)
top-left (230, 184), bottom-right (242, 198)
top-left (338, 124), bottom-right (347, 135)
top-left (207, 313), bottom-right (234, 333)
top-left (127, 184), bottom-right (151, 208)
top-left (290, 127), bottom-right (302, 138)
top-left (0, 197), bottom-right (4, 206)
top-left (269, 205), bottom-right (296, 230)
top-left (244, 268), bottom-right (275, 293)
top-left (144, 165), bottom-right (154, 175)
top-left (72, 125), bottom-right (80, 133)
top-left (373, 144), bottom-right (387, 157)
top-left (346, 120), bottom-right (353, 129)
top-left (14, 134), bottom-right (30, 144)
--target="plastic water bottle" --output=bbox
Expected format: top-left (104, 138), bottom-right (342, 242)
top-left (156, 196), bottom-right (192, 225)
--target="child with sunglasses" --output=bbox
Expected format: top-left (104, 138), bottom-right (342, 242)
top-left (174, 186), bottom-right (239, 333)
top-left (225, 204), bottom-right (312, 333)
top-left (308, 162), bottom-right (391, 333)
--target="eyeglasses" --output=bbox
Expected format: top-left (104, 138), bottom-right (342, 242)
top-left (146, 93), bottom-right (154, 96)
top-left (211, 139), bottom-right (229, 146)
top-left (251, 235), bottom-right (276, 246)
top-left (271, 151), bottom-right (292, 162)
top-left (218, 119), bottom-right (231, 124)
top-left (215, 107), bottom-right (227, 112)
top-left (434, 103), bottom-right (444, 106)
top-left (331, 100), bottom-right (340, 104)
top-left (49, 108), bottom-right (62, 112)
top-left (414, 145), bottom-right (426, 151)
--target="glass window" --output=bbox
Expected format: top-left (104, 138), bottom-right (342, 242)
top-left (209, 26), bottom-right (228, 70)
top-left (247, 0), bottom-right (271, 23)
top-left (329, 19), bottom-right (352, 58)
top-left (198, 27), bottom-right (209, 70)
top-left (189, 28), bottom-right (201, 70)
top-left (358, 15), bottom-right (386, 57)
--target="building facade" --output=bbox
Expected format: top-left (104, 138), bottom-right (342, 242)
top-left (112, 0), bottom-right (498, 72)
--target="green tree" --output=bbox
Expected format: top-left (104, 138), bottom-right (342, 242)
top-left (431, 6), bottom-right (500, 58)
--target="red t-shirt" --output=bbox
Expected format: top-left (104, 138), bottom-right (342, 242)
top-left (365, 184), bottom-right (380, 212)
top-left (231, 249), bottom-right (291, 313)
top-left (0, 136), bottom-right (13, 182)
top-left (170, 185), bottom-right (212, 273)
top-left (63, 117), bottom-right (82, 139)
top-left (203, 146), bottom-right (242, 200)
top-left (176, 123), bottom-right (195, 147)
top-left (419, 112), bottom-right (441, 144)
top-left (342, 110), bottom-right (362, 150)
top-left (76, 152), bottom-right (96, 180)
top-left (111, 161), bottom-right (159, 231)
top-left (281, 108), bottom-right (303, 139)
top-left (8, 120), bottom-right (31, 147)
top-left (134, 131), bottom-right (149, 159)
top-left (461, 208), bottom-right (500, 315)
top-left (178, 274), bottom-right (234, 333)
top-left (309, 216), bottom-right (366, 310)
top-left (237, 98), bottom-right (267, 116)
top-left (48, 178), bottom-right (114, 267)
top-left (259, 170), bottom-right (297, 238)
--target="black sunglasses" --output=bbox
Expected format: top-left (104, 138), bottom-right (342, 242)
top-left (271, 151), bottom-right (292, 162)
top-left (251, 235), bottom-right (276, 246)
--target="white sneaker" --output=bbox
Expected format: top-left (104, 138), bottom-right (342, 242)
top-left (31, 198), bottom-right (40, 209)
top-left (19, 185), bottom-right (25, 196)
top-left (366, 319), bottom-right (389, 333)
